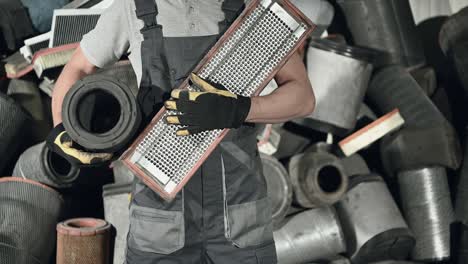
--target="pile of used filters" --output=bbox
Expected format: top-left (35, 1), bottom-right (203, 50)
top-left (1, 0), bottom-right (468, 263)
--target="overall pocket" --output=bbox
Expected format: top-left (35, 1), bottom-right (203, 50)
top-left (225, 196), bottom-right (274, 248)
top-left (128, 204), bottom-right (185, 255)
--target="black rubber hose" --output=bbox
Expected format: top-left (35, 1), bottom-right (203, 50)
top-left (0, 93), bottom-right (31, 174)
top-left (367, 65), bottom-right (446, 127)
top-left (13, 142), bottom-right (80, 188)
top-left (0, 177), bottom-right (64, 264)
top-left (62, 75), bottom-right (141, 152)
top-left (336, 0), bottom-right (425, 68)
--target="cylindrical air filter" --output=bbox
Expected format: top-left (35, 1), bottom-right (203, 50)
top-left (298, 39), bottom-right (374, 135)
top-left (274, 207), bottom-right (346, 264)
top-left (337, 0), bottom-right (425, 68)
top-left (13, 141), bottom-right (80, 188)
top-left (0, 93), bottom-right (31, 174)
top-left (57, 218), bottom-right (111, 264)
top-left (62, 75), bottom-right (141, 152)
top-left (336, 174), bottom-right (414, 263)
top-left (289, 145), bottom-right (348, 208)
top-left (0, 177), bottom-right (64, 264)
top-left (260, 153), bottom-right (292, 228)
top-left (398, 167), bottom-right (454, 261)
top-left (290, 0), bottom-right (334, 37)
top-left (103, 183), bottom-right (132, 264)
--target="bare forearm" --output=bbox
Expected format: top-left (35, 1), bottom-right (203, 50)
top-left (52, 47), bottom-right (96, 125)
top-left (245, 52), bottom-right (315, 124)
top-left (246, 80), bottom-right (315, 123)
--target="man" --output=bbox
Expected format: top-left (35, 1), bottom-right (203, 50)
top-left (48, 0), bottom-right (315, 263)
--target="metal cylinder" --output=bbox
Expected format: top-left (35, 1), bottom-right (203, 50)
top-left (336, 174), bottom-right (414, 263)
top-left (289, 145), bottom-right (348, 208)
top-left (13, 142), bottom-right (80, 188)
top-left (337, 0), bottom-right (425, 68)
top-left (103, 183), bottom-right (132, 264)
top-left (62, 74), bottom-right (141, 152)
top-left (260, 153), bottom-right (292, 228)
top-left (340, 154), bottom-right (370, 178)
top-left (398, 167), bottom-right (454, 261)
top-left (56, 218), bottom-right (111, 264)
top-left (298, 38), bottom-right (374, 135)
top-left (290, 0), bottom-right (334, 37)
top-left (0, 93), bottom-right (31, 174)
top-left (274, 207), bottom-right (346, 264)
top-left (0, 177), bottom-right (64, 264)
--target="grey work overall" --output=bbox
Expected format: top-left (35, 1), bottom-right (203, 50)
top-left (126, 0), bottom-right (277, 263)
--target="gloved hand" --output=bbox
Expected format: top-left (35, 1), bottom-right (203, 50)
top-left (164, 73), bottom-right (251, 136)
top-left (46, 123), bottom-right (113, 166)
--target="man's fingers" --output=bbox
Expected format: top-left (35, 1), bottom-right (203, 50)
top-left (165, 100), bottom-right (177, 110)
top-left (171, 89), bottom-right (207, 101)
top-left (190, 73), bottom-right (217, 92)
top-left (176, 126), bottom-right (205, 136)
top-left (166, 115), bottom-right (181, 125)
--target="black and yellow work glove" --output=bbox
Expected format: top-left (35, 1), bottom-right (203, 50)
top-left (46, 124), bottom-right (113, 166)
top-left (164, 73), bottom-right (251, 136)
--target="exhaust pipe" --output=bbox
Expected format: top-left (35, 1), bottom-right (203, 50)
top-left (398, 167), bottom-right (454, 261)
top-left (260, 153), bottom-right (292, 228)
top-left (337, 0), bottom-right (425, 68)
top-left (289, 144), bottom-right (348, 208)
top-left (274, 207), bottom-right (346, 263)
top-left (336, 174), bottom-right (415, 263)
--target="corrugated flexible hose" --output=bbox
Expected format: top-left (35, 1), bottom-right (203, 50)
top-left (0, 177), bottom-right (64, 264)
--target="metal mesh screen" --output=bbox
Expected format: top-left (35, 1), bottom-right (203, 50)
top-left (123, 0), bottom-right (313, 199)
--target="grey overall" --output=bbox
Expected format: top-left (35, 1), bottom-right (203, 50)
top-left (126, 0), bottom-right (277, 263)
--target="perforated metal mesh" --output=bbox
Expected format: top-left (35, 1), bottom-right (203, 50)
top-left (128, 0), bottom-right (311, 196)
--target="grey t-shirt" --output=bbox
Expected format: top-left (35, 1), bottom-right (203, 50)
top-left (81, 0), bottom-right (235, 86)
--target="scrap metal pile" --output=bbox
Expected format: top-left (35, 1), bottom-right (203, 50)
top-left (1, 0), bottom-right (468, 263)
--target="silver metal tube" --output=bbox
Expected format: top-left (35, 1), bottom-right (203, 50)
top-left (398, 167), bottom-right (454, 261)
top-left (274, 207), bottom-right (346, 264)
top-left (336, 175), bottom-right (414, 263)
top-left (289, 145), bottom-right (348, 208)
top-left (260, 154), bottom-right (292, 228)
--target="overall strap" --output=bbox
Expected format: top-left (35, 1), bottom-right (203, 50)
top-left (134, 0), bottom-right (159, 31)
top-left (219, 0), bottom-right (245, 32)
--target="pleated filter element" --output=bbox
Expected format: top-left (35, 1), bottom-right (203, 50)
top-left (49, 9), bottom-right (103, 48)
top-left (121, 0), bottom-right (315, 200)
top-left (56, 218), bottom-right (111, 264)
top-left (0, 177), bottom-right (64, 264)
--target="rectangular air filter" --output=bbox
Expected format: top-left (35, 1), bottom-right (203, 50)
top-left (49, 9), bottom-right (103, 47)
top-left (121, 0), bottom-right (315, 200)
